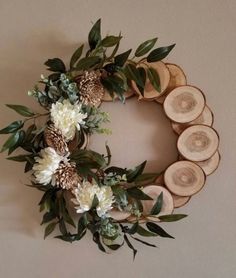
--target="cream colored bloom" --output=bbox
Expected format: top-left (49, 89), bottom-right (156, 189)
top-left (72, 181), bottom-right (114, 217)
top-left (50, 99), bottom-right (87, 141)
top-left (33, 147), bottom-right (66, 185)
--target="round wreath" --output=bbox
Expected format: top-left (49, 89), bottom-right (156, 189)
top-left (0, 19), bottom-right (220, 258)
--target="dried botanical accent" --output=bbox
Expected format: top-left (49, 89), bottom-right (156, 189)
top-left (44, 124), bottom-right (69, 156)
top-left (76, 71), bottom-right (105, 106)
top-left (52, 161), bottom-right (80, 190)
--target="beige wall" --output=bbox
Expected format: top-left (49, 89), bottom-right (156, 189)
top-left (0, 0), bottom-right (236, 277)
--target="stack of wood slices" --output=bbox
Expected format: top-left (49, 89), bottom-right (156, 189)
top-left (102, 61), bottom-right (220, 222)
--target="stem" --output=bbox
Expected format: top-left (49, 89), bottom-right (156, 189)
top-left (23, 112), bottom-right (49, 123)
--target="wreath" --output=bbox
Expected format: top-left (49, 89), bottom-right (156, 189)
top-left (0, 19), bottom-right (220, 258)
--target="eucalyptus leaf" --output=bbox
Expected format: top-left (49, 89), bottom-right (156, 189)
top-left (6, 104), bottom-right (35, 117)
top-left (147, 44), bottom-right (176, 62)
top-left (76, 56), bottom-right (101, 70)
top-left (70, 44), bottom-right (84, 68)
top-left (8, 130), bottom-right (25, 155)
top-left (44, 58), bottom-right (66, 73)
top-left (137, 67), bottom-right (146, 96)
top-left (0, 121), bottom-right (23, 134)
top-left (134, 173), bottom-right (160, 186)
top-left (136, 225), bottom-right (157, 237)
top-left (150, 192), bottom-right (163, 215)
top-left (88, 19), bottom-right (101, 50)
top-left (146, 222), bottom-right (174, 239)
top-left (158, 214), bottom-right (188, 222)
top-left (135, 37), bottom-right (157, 57)
top-left (93, 232), bottom-right (106, 253)
top-left (130, 236), bottom-right (157, 248)
top-left (147, 67), bottom-right (161, 92)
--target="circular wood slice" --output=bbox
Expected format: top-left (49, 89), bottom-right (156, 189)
top-left (156, 63), bottom-right (187, 104)
top-left (132, 61), bottom-right (170, 101)
top-left (141, 185), bottom-right (174, 220)
top-left (177, 124), bottom-right (219, 161)
top-left (163, 85), bottom-right (206, 123)
top-left (172, 105), bottom-right (214, 135)
top-left (172, 194), bottom-right (191, 208)
top-left (102, 89), bottom-right (134, 102)
top-left (164, 160), bottom-right (206, 196)
top-left (195, 150), bottom-right (220, 176)
top-left (108, 209), bottom-right (131, 221)
top-left (126, 215), bottom-right (146, 224)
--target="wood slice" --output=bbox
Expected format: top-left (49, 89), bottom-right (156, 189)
top-left (126, 215), bottom-right (146, 224)
top-left (195, 150), bottom-right (220, 176)
top-left (164, 161), bottom-right (205, 196)
top-left (154, 173), bottom-right (164, 184)
top-left (177, 124), bottom-right (219, 161)
top-left (102, 89), bottom-right (134, 102)
top-left (172, 194), bottom-right (191, 208)
top-left (172, 105), bottom-right (214, 135)
top-left (141, 185), bottom-right (174, 221)
top-left (156, 63), bottom-right (187, 104)
top-left (108, 209), bottom-right (131, 221)
top-left (131, 61), bottom-right (170, 101)
top-left (163, 85), bottom-right (206, 123)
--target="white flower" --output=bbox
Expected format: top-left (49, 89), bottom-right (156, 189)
top-left (50, 99), bottom-right (87, 141)
top-left (72, 181), bottom-right (114, 217)
top-left (33, 147), bottom-right (66, 185)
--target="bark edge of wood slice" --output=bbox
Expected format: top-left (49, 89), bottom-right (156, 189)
top-left (195, 150), bottom-right (220, 176)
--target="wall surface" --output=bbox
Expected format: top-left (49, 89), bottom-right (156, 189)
top-left (0, 1), bottom-right (236, 277)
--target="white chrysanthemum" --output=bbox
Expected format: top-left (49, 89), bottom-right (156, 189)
top-left (72, 181), bottom-right (114, 217)
top-left (33, 147), bottom-right (66, 185)
top-left (50, 99), bottom-right (87, 141)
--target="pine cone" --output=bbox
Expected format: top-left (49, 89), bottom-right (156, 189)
top-left (53, 162), bottom-right (80, 190)
top-left (44, 125), bottom-right (68, 156)
top-left (76, 71), bottom-right (105, 106)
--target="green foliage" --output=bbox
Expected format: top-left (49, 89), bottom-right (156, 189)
top-left (135, 38), bottom-right (157, 57)
top-left (44, 58), bottom-right (66, 73)
top-left (0, 121), bottom-right (24, 134)
top-left (6, 104), bottom-right (35, 117)
top-left (88, 19), bottom-right (101, 50)
top-left (150, 192), bottom-right (163, 215)
top-left (147, 44), bottom-right (176, 62)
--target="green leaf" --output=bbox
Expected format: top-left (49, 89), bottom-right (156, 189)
top-left (44, 222), bottom-right (57, 239)
top-left (137, 67), bottom-right (146, 96)
top-left (136, 225), bottom-right (157, 237)
top-left (134, 173), bottom-right (160, 186)
top-left (44, 58), bottom-right (66, 72)
top-left (6, 104), bottom-right (35, 117)
top-left (124, 234), bottom-right (137, 260)
top-left (88, 19), bottom-right (101, 50)
top-left (112, 186), bottom-right (128, 207)
top-left (0, 121), bottom-right (23, 134)
top-left (127, 187), bottom-right (152, 200)
top-left (59, 219), bottom-right (67, 235)
top-left (135, 38), bottom-right (158, 57)
top-left (93, 232), bottom-right (106, 253)
top-left (114, 49), bottom-right (132, 67)
top-left (147, 67), bottom-right (161, 92)
top-left (158, 214), bottom-right (188, 222)
top-left (126, 161), bottom-right (147, 182)
top-left (41, 211), bottom-right (57, 225)
top-left (105, 144), bottom-right (112, 166)
top-left (150, 192), bottom-right (163, 215)
top-left (70, 149), bottom-right (107, 169)
top-left (91, 194), bottom-right (99, 209)
top-left (130, 235), bottom-right (157, 247)
top-left (147, 44), bottom-right (176, 62)
top-left (106, 243), bottom-right (123, 250)
top-left (1, 131), bottom-right (20, 153)
top-left (7, 154), bottom-right (31, 162)
top-left (78, 213), bottom-right (88, 235)
top-left (101, 75), bottom-right (126, 102)
top-left (146, 222), bottom-right (174, 239)
top-left (124, 63), bottom-right (144, 88)
top-left (70, 44), bottom-right (84, 68)
top-left (8, 129), bottom-right (25, 155)
top-left (127, 222), bottom-right (139, 235)
top-left (100, 35), bottom-right (122, 47)
top-left (76, 56), bottom-right (101, 70)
